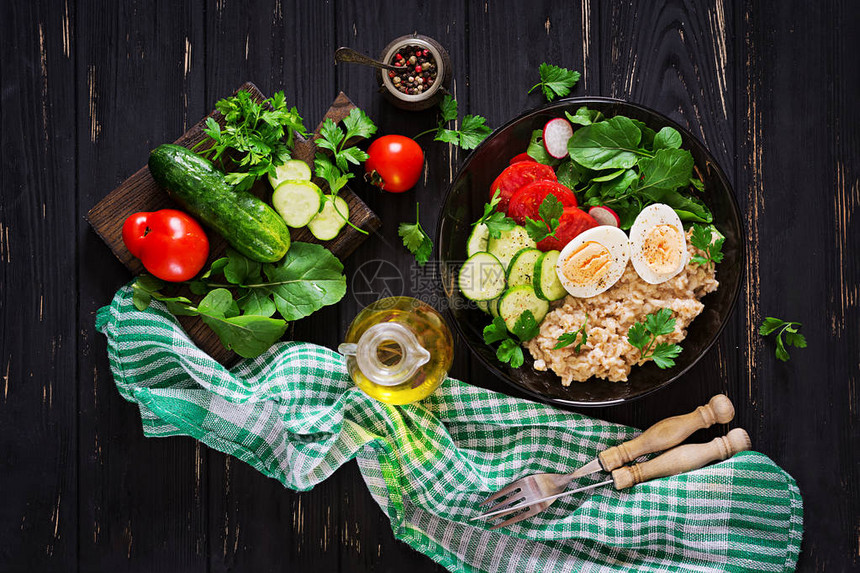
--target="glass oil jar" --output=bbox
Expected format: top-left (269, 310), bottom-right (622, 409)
top-left (338, 297), bottom-right (453, 405)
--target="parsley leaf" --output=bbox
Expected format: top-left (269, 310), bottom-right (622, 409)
top-left (627, 309), bottom-right (682, 369)
top-left (512, 310), bottom-right (540, 342)
top-left (482, 311), bottom-right (540, 368)
top-left (427, 94), bottom-right (491, 150)
top-left (474, 190), bottom-right (516, 239)
top-left (554, 314), bottom-right (588, 352)
top-left (497, 339), bottom-right (525, 368)
top-left (525, 194), bottom-right (564, 242)
top-left (483, 316), bottom-right (511, 344)
top-left (529, 63), bottom-right (581, 102)
top-left (690, 224), bottom-right (726, 267)
top-left (398, 203), bottom-right (433, 265)
top-left (758, 317), bottom-right (806, 362)
top-left (342, 108), bottom-right (378, 141)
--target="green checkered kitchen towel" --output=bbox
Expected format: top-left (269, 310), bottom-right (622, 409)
top-left (96, 284), bottom-right (803, 573)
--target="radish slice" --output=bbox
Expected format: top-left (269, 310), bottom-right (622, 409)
top-left (542, 118), bottom-right (574, 158)
top-left (588, 206), bottom-right (621, 227)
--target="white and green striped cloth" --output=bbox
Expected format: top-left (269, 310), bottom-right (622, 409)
top-left (97, 284), bottom-right (803, 572)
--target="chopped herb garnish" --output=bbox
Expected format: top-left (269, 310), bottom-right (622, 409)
top-left (554, 314), bottom-right (589, 352)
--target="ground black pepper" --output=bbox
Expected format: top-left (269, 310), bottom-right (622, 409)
top-left (388, 45), bottom-right (437, 95)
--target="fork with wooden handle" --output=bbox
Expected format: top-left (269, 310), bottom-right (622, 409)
top-left (474, 395), bottom-right (736, 527)
top-left (478, 428), bottom-right (752, 529)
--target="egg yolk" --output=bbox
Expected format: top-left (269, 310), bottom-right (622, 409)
top-left (641, 224), bottom-right (684, 274)
top-left (562, 241), bottom-right (612, 286)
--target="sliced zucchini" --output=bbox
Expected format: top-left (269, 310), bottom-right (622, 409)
top-left (467, 223), bottom-right (490, 257)
top-left (487, 225), bottom-right (536, 270)
top-left (269, 159), bottom-right (312, 188)
top-left (308, 195), bottom-right (349, 241)
top-left (507, 248), bottom-right (542, 287)
top-left (489, 296), bottom-right (501, 318)
top-left (533, 250), bottom-right (567, 301)
top-left (272, 180), bottom-right (324, 228)
top-left (458, 252), bottom-right (506, 301)
top-left (476, 299), bottom-right (490, 314)
top-left (498, 285), bottom-right (549, 333)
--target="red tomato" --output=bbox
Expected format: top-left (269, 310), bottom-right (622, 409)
top-left (536, 207), bottom-right (600, 251)
top-left (365, 135), bottom-right (424, 193)
top-left (508, 152), bottom-right (535, 164)
top-left (489, 162), bottom-right (556, 212)
top-left (122, 209), bottom-right (210, 282)
top-left (507, 180), bottom-right (578, 224)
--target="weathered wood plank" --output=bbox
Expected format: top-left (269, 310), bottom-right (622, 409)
top-left (0, 0), bottom-right (78, 568)
top-left (74, 1), bottom-right (209, 570)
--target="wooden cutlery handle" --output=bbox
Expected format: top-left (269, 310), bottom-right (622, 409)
top-left (599, 394), bottom-right (735, 472)
top-left (611, 428), bottom-right (751, 489)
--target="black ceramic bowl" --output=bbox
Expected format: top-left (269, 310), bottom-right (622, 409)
top-left (435, 97), bottom-right (744, 407)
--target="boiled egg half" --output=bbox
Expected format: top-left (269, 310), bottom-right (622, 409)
top-left (629, 203), bottom-right (688, 284)
top-left (556, 226), bottom-right (630, 298)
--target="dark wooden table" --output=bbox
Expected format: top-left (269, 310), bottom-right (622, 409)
top-left (2, 1), bottom-right (857, 571)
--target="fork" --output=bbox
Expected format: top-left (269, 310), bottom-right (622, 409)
top-left (476, 394), bottom-right (735, 529)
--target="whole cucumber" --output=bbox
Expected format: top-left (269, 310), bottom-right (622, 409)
top-left (148, 144), bottom-right (290, 263)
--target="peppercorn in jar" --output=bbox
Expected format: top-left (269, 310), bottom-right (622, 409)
top-left (388, 45), bottom-right (438, 96)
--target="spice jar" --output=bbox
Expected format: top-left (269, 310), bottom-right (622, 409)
top-left (377, 33), bottom-right (452, 111)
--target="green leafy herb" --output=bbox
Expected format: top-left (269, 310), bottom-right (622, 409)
top-left (627, 308), bottom-right (683, 369)
top-left (483, 311), bottom-right (541, 368)
top-left (473, 190), bottom-right (516, 239)
top-left (568, 115), bottom-right (648, 170)
top-left (565, 106), bottom-right (603, 126)
top-left (399, 203), bottom-right (433, 265)
top-left (525, 194), bottom-right (564, 243)
top-left (653, 126), bottom-right (683, 150)
top-left (554, 314), bottom-right (588, 352)
top-left (690, 224), bottom-right (726, 266)
top-left (529, 63), bottom-right (581, 101)
top-left (195, 90), bottom-right (307, 191)
top-left (421, 94), bottom-right (491, 150)
top-left (526, 129), bottom-right (561, 166)
top-left (130, 243), bottom-right (346, 358)
top-left (312, 108), bottom-right (377, 234)
top-left (759, 317), bottom-right (806, 362)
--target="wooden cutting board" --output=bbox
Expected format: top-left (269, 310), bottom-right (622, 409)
top-left (87, 82), bottom-right (381, 363)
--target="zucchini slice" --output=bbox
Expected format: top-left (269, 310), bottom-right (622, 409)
top-left (467, 223), bottom-right (490, 257)
top-left (308, 195), bottom-right (349, 241)
top-left (272, 180), bottom-right (324, 228)
top-left (269, 159), bottom-right (312, 188)
top-left (498, 285), bottom-right (549, 333)
top-left (458, 252), bottom-right (506, 301)
top-left (533, 250), bottom-right (567, 301)
top-left (487, 225), bottom-right (536, 270)
top-left (507, 248), bottom-right (542, 287)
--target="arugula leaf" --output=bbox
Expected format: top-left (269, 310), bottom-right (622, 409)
top-left (263, 242), bottom-right (347, 321)
top-left (529, 63), bottom-right (581, 101)
top-left (690, 224), bottom-right (725, 266)
top-left (237, 289), bottom-right (277, 318)
top-left (555, 159), bottom-right (593, 190)
top-left (223, 248), bottom-right (262, 285)
top-left (641, 188), bottom-right (713, 223)
top-left (565, 106), bottom-right (603, 126)
top-left (627, 309), bottom-right (682, 369)
top-left (525, 194), bottom-right (564, 242)
top-left (199, 307), bottom-right (288, 359)
top-left (398, 203), bottom-right (433, 265)
top-left (758, 317), bottom-right (806, 362)
top-left (653, 127), bottom-right (683, 150)
top-left (638, 148), bottom-right (695, 192)
top-left (554, 314), bottom-right (588, 351)
top-left (568, 116), bottom-right (648, 170)
top-left (526, 129), bottom-right (561, 166)
top-left (426, 94), bottom-right (491, 150)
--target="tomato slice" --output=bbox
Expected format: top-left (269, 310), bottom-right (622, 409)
top-left (507, 180), bottom-right (578, 224)
top-left (536, 207), bottom-right (600, 251)
top-left (508, 152), bottom-right (534, 165)
top-left (489, 162), bottom-right (557, 212)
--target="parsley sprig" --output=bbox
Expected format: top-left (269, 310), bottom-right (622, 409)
top-left (473, 190), bottom-right (516, 239)
top-left (483, 312), bottom-right (541, 368)
top-left (528, 63), bottom-right (581, 102)
top-left (398, 203), bottom-right (433, 265)
top-left (524, 194), bottom-right (564, 242)
top-left (313, 108), bottom-right (378, 234)
top-left (553, 314), bottom-right (588, 352)
top-left (690, 224), bottom-right (725, 267)
top-left (759, 317), bottom-right (806, 362)
top-left (414, 94), bottom-right (491, 150)
top-left (196, 90), bottom-right (307, 191)
top-left (627, 308), bottom-right (683, 369)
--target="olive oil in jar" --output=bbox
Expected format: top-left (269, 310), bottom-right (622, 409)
top-left (338, 297), bottom-right (453, 405)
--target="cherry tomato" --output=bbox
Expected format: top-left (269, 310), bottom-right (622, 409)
top-left (508, 152), bottom-right (535, 165)
top-left (365, 135), bottom-right (424, 193)
top-left (489, 162), bottom-right (556, 212)
top-left (122, 209), bottom-right (209, 282)
top-left (507, 180), bottom-right (578, 224)
top-left (536, 207), bottom-right (599, 251)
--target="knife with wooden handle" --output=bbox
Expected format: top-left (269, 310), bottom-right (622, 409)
top-left (570, 394), bottom-right (736, 479)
